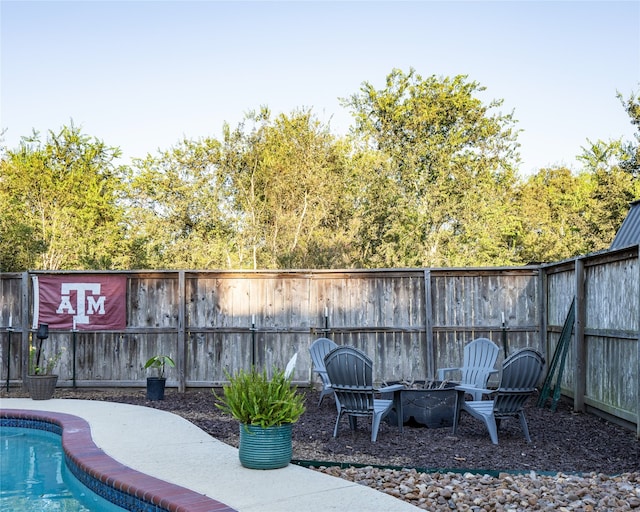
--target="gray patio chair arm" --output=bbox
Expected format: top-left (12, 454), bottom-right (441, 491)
top-left (437, 367), bottom-right (460, 380)
top-left (377, 384), bottom-right (405, 393)
top-left (455, 384), bottom-right (494, 397)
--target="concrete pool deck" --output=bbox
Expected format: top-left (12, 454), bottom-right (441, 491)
top-left (0, 398), bottom-right (420, 511)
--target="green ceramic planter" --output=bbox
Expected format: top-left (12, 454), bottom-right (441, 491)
top-left (238, 423), bottom-right (292, 470)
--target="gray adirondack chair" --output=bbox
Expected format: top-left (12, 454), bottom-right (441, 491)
top-left (324, 346), bottom-right (402, 442)
top-left (309, 337), bottom-right (338, 406)
top-left (437, 337), bottom-right (500, 400)
top-left (454, 348), bottom-right (545, 444)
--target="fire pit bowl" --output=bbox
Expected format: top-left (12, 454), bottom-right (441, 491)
top-left (382, 380), bottom-right (459, 428)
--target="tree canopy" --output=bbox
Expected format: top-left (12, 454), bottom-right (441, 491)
top-left (342, 69), bottom-right (522, 267)
top-left (1, 72), bottom-right (638, 272)
top-left (1, 125), bottom-right (130, 270)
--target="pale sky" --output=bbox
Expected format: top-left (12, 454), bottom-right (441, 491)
top-left (2, 0), bottom-right (639, 176)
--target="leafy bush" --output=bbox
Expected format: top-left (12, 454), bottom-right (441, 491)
top-left (29, 344), bottom-right (65, 375)
top-left (214, 367), bottom-right (306, 428)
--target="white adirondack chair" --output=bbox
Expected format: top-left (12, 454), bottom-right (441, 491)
top-left (437, 337), bottom-right (500, 400)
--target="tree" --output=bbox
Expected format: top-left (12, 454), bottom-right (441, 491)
top-left (0, 124), bottom-right (129, 271)
top-left (516, 167), bottom-right (595, 263)
top-left (515, 133), bottom-right (640, 264)
top-left (126, 137), bottom-right (233, 269)
top-left (220, 108), bottom-right (355, 269)
top-left (342, 68), bottom-right (522, 267)
top-left (515, 92), bottom-right (640, 266)
top-left (578, 138), bottom-right (640, 248)
top-left (617, 88), bottom-right (640, 177)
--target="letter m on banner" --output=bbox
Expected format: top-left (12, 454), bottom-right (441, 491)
top-left (32, 275), bottom-right (126, 330)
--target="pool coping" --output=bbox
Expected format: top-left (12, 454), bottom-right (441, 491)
top-left (1, 409), bottom-right (236, 512)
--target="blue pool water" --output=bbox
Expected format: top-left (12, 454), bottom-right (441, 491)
top-left (0, 426), bottom-right (126, 512)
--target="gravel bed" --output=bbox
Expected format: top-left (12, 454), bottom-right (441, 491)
top-left (311, 466), bottom-right (640, 510)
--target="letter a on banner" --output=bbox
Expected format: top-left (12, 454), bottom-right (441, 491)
top-left (32, 275), bottom-right (126, 330)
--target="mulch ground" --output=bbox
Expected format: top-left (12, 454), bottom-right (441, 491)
top-left (3, 386), bottom-right (638, 475)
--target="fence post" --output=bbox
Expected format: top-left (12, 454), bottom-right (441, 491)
top-left (424, 269), bottom-right (434, 379)
top-left (20, 272), bottom-right (29, 389)
top-left (178, 271), bottom-right (186, 393)
top-left (539, 268), bottom-right (547, 367)
top-left (574, 258), bottom-right (586, 413)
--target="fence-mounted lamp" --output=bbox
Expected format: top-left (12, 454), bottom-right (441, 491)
top-left (36, 323), bottom-right (49, 340)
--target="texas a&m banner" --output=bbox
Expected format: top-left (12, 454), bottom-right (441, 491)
top-left (32, 275), bottom-right (126, 330)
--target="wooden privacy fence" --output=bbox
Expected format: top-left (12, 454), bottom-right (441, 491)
top-left (543, 245), bottom-right (639, 435)
top-left (1, 248), bottom-right (639, 435)
top-left (1, 268), bottom-right (541, 387)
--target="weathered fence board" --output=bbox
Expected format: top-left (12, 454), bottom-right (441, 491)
top-left (0, 273), bottom-right (25, 382)
top-left (430, 269), bottom-right (540, 375)
top-left (544, 266), bottom-right (577, 395)
top-left (542, 246), bottom-right (639, 434)
top-left (585, 257), bottom-right (638, 332)
top-left (582, 250), bottom-right (639, 426)
top-left (129, 275), bottom-right (181, 328)
top-left (587, 335), bottom-right (637, 421)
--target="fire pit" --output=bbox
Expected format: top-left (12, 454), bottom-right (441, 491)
top-left (382, 380), bottom-right (459, 428)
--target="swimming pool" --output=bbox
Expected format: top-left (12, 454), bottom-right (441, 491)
top-left (1, 426), bottom-right (126, 511)
top-left (1, 408), bottom-right (235, 512)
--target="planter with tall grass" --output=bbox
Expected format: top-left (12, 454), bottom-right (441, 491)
top-left (214, 365), bottom-right (305, 469)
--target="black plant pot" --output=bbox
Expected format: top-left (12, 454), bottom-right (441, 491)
top-left (146, 377), bottom-right (167, 400)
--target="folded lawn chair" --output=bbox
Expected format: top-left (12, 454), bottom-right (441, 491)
top-left (454, 347), bottom-right (545, 444)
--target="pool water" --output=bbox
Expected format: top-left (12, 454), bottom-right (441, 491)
top-left (0, 426), bottom-right (126, 512)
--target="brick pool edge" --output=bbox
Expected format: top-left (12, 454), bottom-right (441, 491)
top-left (0, 408), bottom-right (236, 512)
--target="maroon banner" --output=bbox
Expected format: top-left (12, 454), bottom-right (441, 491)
top-left (33, 275), bottom-right (126, 330)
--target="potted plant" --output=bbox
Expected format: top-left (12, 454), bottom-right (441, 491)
top-left (214, 363), bottom-right (305, 469)
top-left (143, 355), bottom-right (175, 401)
top-left (26, 323), bottom-right (64, 400)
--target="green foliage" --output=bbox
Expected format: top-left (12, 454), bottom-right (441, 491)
top-left (143, 355), bottom-right (175, 378)
top-left (0, 124), bottom-right (131, 271)
top-left (515, 141), bottom-right (639, 263)
top-left (342, 68), bottom-right (522, 267)
top-left (214, 367), bottom-right (306, 428)
top-left (578, 139), bottom-right (640, 249)
top-left (2, 80), bottom-right (637, 271)
top-left (29, 342), bottom-right (64, 375)
top-left (219, 108), bottom-right (355, 269)
top-left (515, 167), bottom-right (595, 262)
top-left (126, 137), bottom-right (233, 269)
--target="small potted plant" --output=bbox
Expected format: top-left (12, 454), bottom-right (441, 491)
top-left (26, 323), bottom-right (64, 400)
top-left (214, 360), bottom-right (305, 469)
top-left (143, 354), bottom-right (175, 401)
